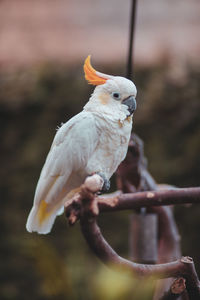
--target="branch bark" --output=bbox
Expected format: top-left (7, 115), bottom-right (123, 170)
top-left (117, 134), bottom-right (186, 299)
top-left (65, 186), bottom-right (200, 225)
top-left (80, 211), bottom-right (198, 281)
top-left (65, 177), bottom-right (200, 299)
top-left (98, 187), bottom-right (200, 212)
top-left (159, 278), bottom-right (186, 300)
top-left (116, 134), bottom-right (192, 299)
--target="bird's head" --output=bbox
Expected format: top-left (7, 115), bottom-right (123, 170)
top-left (83, 56), bottom-right (137, 120)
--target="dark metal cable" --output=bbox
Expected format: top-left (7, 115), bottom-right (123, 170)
top-left (126, 0), bottom-right (137, 80)
top-left (126, 1), bottom-right (147, 216)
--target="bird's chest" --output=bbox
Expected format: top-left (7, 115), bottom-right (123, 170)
top-left (86, 116), bottom-right (132, 178)
top-left (99, 120), bottom-right (130, 153)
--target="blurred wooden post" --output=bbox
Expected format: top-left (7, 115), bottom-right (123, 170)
top-left (129, 212), bottom-right (158, 264)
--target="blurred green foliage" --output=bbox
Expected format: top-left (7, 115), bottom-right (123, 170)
top-left (0, 61), bottom-right (199, 299)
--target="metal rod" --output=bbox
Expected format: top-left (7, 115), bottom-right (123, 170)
top-left (126, 0), bottom-right (137, 79)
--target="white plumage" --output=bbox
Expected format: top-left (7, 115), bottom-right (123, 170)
top-left (26, 56), bottom-right (137, 234)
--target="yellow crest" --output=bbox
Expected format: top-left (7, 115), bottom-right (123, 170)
top-left (84, 55), bottom-right (107, 86)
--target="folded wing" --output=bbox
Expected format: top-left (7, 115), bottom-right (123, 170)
top-left (26, 111), bottom-right (99, 234)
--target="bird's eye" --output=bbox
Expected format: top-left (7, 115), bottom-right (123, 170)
top-left (112, 92), bottom-right (121, 100)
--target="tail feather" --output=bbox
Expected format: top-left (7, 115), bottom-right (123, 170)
top-left (26, 201), bottom-right (63, 234)
top-left (26, 187), bottom-right (81, 234)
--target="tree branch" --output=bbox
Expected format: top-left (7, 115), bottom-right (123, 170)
top-left (159, 278), bottom-right (186, 300)
top-left (65, 177), bottom-right (200, 299)
top-left (98, 187), bottom-right (200, 212)
top-left (116, 134), bottom-right (187, 299)
top-left (80, 211), bottom-right (198, 281)
top-left (65, 187), bottom-right (200, 225)
top-left (65, 133), bottom-right (200, 299)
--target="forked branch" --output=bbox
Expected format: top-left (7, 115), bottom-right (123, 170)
top-left (65, 176), bottom-right (200, 299)
top-left (65, 185), bottom-right (200, 224)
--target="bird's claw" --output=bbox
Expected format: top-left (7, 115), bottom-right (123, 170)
top-left (96, 173), bottom-right (110, 192)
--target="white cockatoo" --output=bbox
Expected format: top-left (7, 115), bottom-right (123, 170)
top-left (26, 56), bottom-right (137, 234)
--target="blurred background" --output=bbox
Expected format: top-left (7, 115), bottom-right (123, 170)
top-left (0, 0), bottom-right (200, 299)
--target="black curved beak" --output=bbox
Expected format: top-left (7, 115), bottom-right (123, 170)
top-left (122, 96), bottom-right (137, 115)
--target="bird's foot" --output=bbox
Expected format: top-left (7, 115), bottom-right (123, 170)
top-left (96, 173), bottom-right (110, 192)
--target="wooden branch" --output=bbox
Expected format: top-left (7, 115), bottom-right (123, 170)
top-left (117, 134), bottom-right (186, 299)
top-left (80, 214), bottom-right (199, 281)
top-left (116, 134), bottom-right (191, 299)
top-left (116, 134), bottom-right (158, 192)
top-left (65, 176), bottom-right (200, 299)
top-left (159, 278), bottom-right (186, 300)
top-left (98, 187), bottom-right (200, 212)
top-left (150, 206), bottom-right (181, 263)
top-left (150, 206), bottom-right (186, 299)
top-left (65, 187), bottom-right (200, 225)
